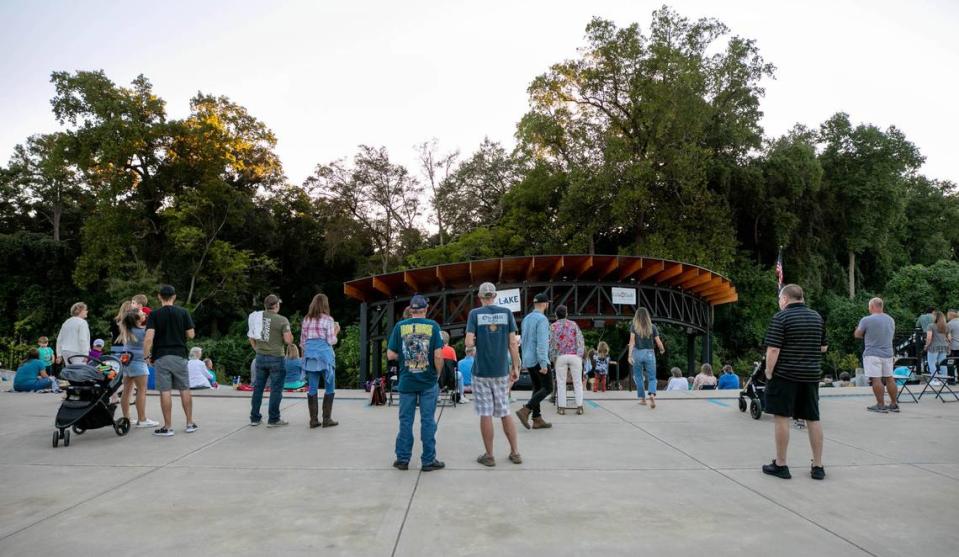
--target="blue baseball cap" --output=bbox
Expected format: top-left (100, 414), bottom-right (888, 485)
top-left (409, 294), bottom-right (428, 310)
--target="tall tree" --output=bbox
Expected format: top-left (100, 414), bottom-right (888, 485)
top-left (3, 133), bottom-right (86, 241)
top-left (818, 113), bottom-right (924, 298)
top-left (309, 146), bottom-right (422, 273)
top-left (416, 139), bottom-right (458, 246)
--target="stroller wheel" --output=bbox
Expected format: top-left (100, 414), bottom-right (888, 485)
top-left (52, 430), bottom-right (60, 448)
top-left (738, 397), bottom-right (747, 412)
top-left (63, 429), bottom-right (70, 447)
top-left (72, 425), bottom-right (85, 435)
top-left (750, 399), bottom-right (762, 420)
top-left (114, 417), bottom-right (131, 436)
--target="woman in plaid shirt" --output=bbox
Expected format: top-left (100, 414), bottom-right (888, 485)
top-left (300, 293), bottom-right (340, 428)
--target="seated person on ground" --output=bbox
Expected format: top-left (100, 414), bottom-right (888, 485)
top-left (203, 358), bottom-right (219, 388)
top-left (717, 364), bottom-right (740, 390)
top-left (187, 346), bottom-right (213, 389)
top-left (458, 346), bottom-right (475, 393)
top-left (665, 367), bottom-right (689, 391)
top-left (692, 363), bottom-right (718, 390)
top-left (836, 371), bottom-right (853, 387)
top-left (14, 349), bottom-right (59, 392)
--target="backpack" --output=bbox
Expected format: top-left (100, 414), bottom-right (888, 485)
top-left (370, 377), bottom-right (387, 406)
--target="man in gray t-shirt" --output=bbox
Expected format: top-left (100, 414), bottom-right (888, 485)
top-left (947, 310), bottom-right (959, 354)
top-left (854, 297), bottom-right (897, 412)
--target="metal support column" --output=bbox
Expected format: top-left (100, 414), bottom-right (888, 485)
top-left (686, 331), bottom-right (696, 375)
top-left (359, 302), bottom-right (369, 383)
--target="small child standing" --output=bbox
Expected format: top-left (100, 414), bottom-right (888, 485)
top-left (37, 336), bottom-right (55, 375)
top-left (594, 341), bottom-right (611, 392)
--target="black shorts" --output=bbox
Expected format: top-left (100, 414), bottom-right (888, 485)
top-left (764, 377), bottom-right (820, 421)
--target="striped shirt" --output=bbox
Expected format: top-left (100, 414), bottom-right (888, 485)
top-left (300, 315), bottom-right (337, 349)
top-left (764, 303), bottom-right (827, 383)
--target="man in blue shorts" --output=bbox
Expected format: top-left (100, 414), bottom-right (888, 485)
top-left (466, 282), bottom-right (522, 467)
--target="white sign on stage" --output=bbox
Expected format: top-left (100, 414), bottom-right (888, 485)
top-left (611, 287), bottom-right (636, 305)
top-left (495, 288), bottom-right (522, 312)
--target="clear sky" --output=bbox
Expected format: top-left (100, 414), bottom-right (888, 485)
top-left (1, 0), bottom-right (957, 186)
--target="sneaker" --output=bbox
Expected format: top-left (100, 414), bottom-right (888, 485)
top-left (152, 428), bottom-right (174, 437)
top-left (508, 453), bottom-right (523, 464)
top-left (185, 423), bottom-right (198, 433)
top-left (477, 453), bottom-right (496, 467)
top-left (422, 460), bottom-right (446, 472)
top-left (135, 418), bottom-right (159, 428)
top-left (392, 460), bottom-right (409, 471)
top-left (762, 460), bottom-right (791, 479)
top-left (250, 420), bottom-right (262, 426)
top-left (811, 464), bottom-right (826, 480)
top-left (266, 419), bottom-right (289, 428)
top-left (887, 405), bottom-right (900, 413)
top-left (867, 404), bottom-right (888, 413)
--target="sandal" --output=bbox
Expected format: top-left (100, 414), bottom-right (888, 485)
top-left (508, 452), bottom-right (523, 464)
top-left (476, 453), bottom-right (496, 467)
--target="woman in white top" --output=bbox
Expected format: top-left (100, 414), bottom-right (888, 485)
top-left (187, 346), bottom-right (212, 389)
top-left (56, 302), bottom-right (91, 366)
top-left (665, 367), bottom-right (689, 391)
top-left (692, 363), bottom-right (718, 390)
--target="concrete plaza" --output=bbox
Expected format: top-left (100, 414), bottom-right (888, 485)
top-left (0, 387), bottom-right (957, 556)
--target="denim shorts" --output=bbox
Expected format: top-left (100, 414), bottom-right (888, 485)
top-left (123, 360), bottom-right (149, 378)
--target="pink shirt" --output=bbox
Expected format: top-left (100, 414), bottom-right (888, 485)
top-left (300, 315), bottom-right (337, 349)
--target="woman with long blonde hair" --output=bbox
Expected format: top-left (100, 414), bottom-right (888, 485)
top-left (627, 307), bottom-right (665, 408)
top-left (300, 293), bottom-right (340, 428)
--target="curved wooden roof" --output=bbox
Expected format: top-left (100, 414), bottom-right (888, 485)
top-left (344, 255), bottom-right (737, 306)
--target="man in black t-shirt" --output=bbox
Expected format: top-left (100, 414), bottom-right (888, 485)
top-left (143, 285), bottom-right (197, 437)
top-left (761, 284), bottom-right (828, 481)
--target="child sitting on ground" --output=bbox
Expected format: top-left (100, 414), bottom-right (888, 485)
top-left (593, 342), bottom-right (611, 392)
top-left (666, 367), bottom-right (688, 391)
top-left (203, 358), bottom-right (219, 388)
top-left (837, 371), bottom-right (853, 387)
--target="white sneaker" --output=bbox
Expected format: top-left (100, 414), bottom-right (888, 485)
top-left (185, 423), bottom-right (198, 433)
top-left (136, 419), bottom-right (159, 428)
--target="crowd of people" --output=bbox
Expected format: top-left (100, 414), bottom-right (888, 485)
top-left (12, 276), bottom-right (952, 482)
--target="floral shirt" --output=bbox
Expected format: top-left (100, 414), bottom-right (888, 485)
top-left (300, 314), bottom-right (337, 349)
top-left (549, 319), bottom-right (584, 359)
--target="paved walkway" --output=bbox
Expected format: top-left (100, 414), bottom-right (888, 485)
top-left (0, 388), bottom-right (957, 556)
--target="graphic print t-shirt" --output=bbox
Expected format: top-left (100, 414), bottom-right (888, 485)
top-left (388, 317), bottom-right (443, 392)
top-left (466, 305), bottom-right (517, 378)
top-left (255, 312), bottom-right (291, 357)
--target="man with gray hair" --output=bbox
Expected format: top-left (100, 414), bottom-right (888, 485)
top-left (855, 297), bottom-right (898, 413)
top-left (762, 284), bottom-right (828, 480)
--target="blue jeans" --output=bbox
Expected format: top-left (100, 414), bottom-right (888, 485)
top-left (927, 351), bottom-right (948, 379)
top-left (251, 355), bottom-right (285, 423)
top-left (14, 377), bottom-right (54, 392)
top-left (632, 348), bottom-right (657, 398)
top-left (395, 384), bottom-right (439, 464)
top-left (307, 367), bottom-right (336, 396)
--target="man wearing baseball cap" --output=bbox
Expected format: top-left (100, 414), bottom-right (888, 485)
top-left (387, 294), bottom-right (446, 471)
top-left (466, 282), bottom-right (522, 466)
top-left (516, 292), bottom-right (552, 430)
top-left (249, 294), bottom-right (294, 427)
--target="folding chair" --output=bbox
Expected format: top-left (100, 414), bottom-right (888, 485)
top-left (892, 366), bottom-right (918, 404)
top-left (919, 356), bottom-right (959, 403)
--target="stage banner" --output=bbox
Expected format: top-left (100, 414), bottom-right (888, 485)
top-left (495, 288), bottom-right (522, 312)
top-left (611, 287), bottom-right (636, 305)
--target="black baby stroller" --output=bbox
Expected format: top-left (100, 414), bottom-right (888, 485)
top-left (52, 354), bottom-right (131, 447)
top-left (738, 359), bottom-right (767, 420)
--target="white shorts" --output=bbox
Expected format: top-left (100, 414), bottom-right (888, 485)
top-left (863, 356), bottom-right (893, 378)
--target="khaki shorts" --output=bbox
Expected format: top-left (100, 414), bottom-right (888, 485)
top-left (863, 356), bottom-right (893, 378)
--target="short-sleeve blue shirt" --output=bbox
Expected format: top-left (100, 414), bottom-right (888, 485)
top-left (387, 317), bottom-right (444, 392)
top-left (466, 305), bottom-right (517, 378)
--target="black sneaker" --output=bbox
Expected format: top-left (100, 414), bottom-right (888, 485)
top-left (392, 460), bottom-right (409, 471)
top-left (887, 405), bottom-right (900, 413)
top-left (152, 427), bottom-right (174, 437)
top-left (762, 460), bottom-right (791, 479)
top-left (421, 460), bottom-right (446, 472)
top-left (811, 464), bottom-right (826, 480)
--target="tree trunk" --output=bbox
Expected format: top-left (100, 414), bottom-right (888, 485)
top-left (437, 212), bottom-right (445, 247)
top-left (52, 204), bottom-right (62, 242)
top-left (589, 234), bottom-right (595, 254)
top-left (848, 250), bottom-right (855, 299)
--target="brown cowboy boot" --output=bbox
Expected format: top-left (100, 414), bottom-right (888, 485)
top-left (307, 395), bottom-right (320, 428)
top-left (532, 417), bottom-right (552, 429)
top-left (322, 393), bottom-right (339, 427)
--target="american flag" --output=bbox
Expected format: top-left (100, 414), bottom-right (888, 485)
top-left (775, 247), bottom-right (784, 294)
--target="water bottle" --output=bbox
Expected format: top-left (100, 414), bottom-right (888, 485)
top-left (232, 375), bottom-right (240, 388)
